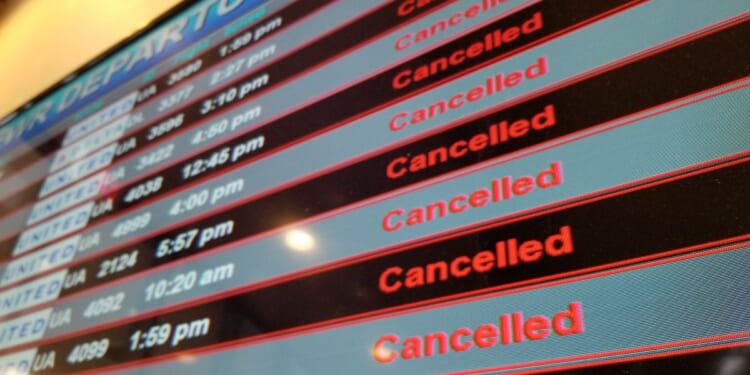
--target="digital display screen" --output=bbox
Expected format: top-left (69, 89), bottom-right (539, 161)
top-left (0, 1), bottom-right (748, 374)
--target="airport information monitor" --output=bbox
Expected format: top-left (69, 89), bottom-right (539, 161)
top-left (0, 0), bottom-right (748, 373)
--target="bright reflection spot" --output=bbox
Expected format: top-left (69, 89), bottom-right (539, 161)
top-left (40, 258), bottom-right (52, 271)
top-left (177, 353), bottom-right (197, 364)
top-left (284, 229), bottom-right (315, 251)
top-left (372, 344), bottom-right (394, 361)
top-left (719, 355), bottom-right (747, 375)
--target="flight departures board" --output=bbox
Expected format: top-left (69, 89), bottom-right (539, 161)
top-left (0, 0), bottom-right (748, 374)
